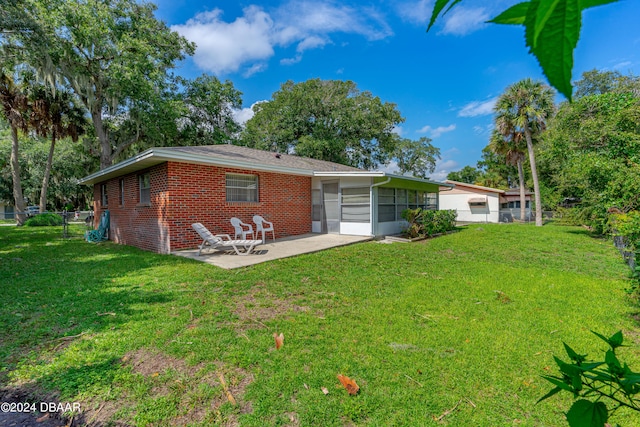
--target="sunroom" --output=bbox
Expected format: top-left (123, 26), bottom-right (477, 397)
top-left (311, 173), bottom-right (449, 237)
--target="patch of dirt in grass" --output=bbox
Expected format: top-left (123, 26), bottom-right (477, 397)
top-left (233, 282), bottom-right (312, 329)
top-left (169, 365), bottom-right (254, 427)
top-left (119, 349), bottom-right (254, 426)
top-left (123, 348), bottom-right (199, 378)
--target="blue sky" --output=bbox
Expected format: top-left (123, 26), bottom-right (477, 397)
top-left (152, 0), bottom-right (640, 180)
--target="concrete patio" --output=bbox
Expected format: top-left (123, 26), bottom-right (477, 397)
top-left (172, 233), bottom-right (373, 269)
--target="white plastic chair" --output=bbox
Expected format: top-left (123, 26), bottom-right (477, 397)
top-left (230, 217), bottom-right (254, 240)
top-left (253, 215), bottom-right (275, 243)
top-left (192, 223), bottom-right (261, 256)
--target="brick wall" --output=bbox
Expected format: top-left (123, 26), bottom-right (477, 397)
top-left (93, 161), bottom-right (312, 254)
top-left (93, 163), bottom-right (170, 253)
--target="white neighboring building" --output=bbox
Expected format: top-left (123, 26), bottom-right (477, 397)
top-left (439, 181), bottom-right (502, 223)
top-left (439, 180), bottom-right (532, 223)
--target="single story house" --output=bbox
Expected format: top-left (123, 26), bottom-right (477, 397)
top-left (439, 180), bottom-right (532, 223)
top-left (79, 145), bottom-right (452, 254)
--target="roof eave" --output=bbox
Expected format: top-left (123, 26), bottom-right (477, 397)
top-left (79, 148), bottom-right (317, 185)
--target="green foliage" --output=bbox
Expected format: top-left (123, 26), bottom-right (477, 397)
top-left (539, 89), bottom-right (640, 232)
top-left (24, 212), bottom-right (62, 226)
top-left (400, 208), bottom-right (457, 238)
top-left (5, 0), bottom-right (196, 169)
top-left (446, 165), bottom-right (483, 184)
top-left (427, 0), bottom-right (620, 100)
top-left (240, 79), bottom-right (405, 170)
top-left (539, 331), bottom-right (640, 427)
top-left (609, 211), bottom-right (640, 251)
top-left (393, 136), bottom-right (440, 179)
top-left (175, 74), bottom-right (243, 146)
top-left (0, 131), bottom-right (96, 210)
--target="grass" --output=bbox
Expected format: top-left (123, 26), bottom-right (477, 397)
top-left (1, 223), bottom-right (639, 426)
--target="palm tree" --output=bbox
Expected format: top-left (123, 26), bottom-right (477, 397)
top-left (495, 79), bottom-right (555, 226)
top-left (27, 84), bottom-right (87, 213)
top-left (491, 115), bottom-right (527, 221)
top-left (0, 72), bottom-right (29, 225)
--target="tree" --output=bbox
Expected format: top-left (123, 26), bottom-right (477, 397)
top-left (427, 0), bottom-right (619, 100)
top-left (240, 79), bottom-right (404, 170)
top-left (176, 75), bottom-right (243, 146)
top-left (6, 0), bottom-right (195, 169)
top-left (492, 112), bottom-right (528, 221)
top-left (26, 83), bottom-right (86, 212)
top-left (0, 71), bottom-right (28, 225)
top-left (446, 165), bottom-right (482, 184)
top-left (393, 136), bottom-right (440, 179)
top-left (574, 69), bottom-right (640, 99)
top-left (495, 79), bottom-right (555, 226)
top-left (538, 90), bottom-right (640, 232)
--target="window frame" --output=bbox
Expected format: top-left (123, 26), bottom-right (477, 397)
top-left (119, 178), bottom-right (125, 206)
top-left (226, 173), bottom-right (259, 203)
top-left (139, 173), bottom-right (151, 204)
top-left (340, 187), bottom-right (370, 223)
top-left (101, 183), bottom-right (108, 207)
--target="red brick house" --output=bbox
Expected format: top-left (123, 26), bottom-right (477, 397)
top-left (80, 145), bottom-right (448, 254)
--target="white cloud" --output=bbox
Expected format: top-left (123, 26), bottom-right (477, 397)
top-left (233, 100), bottom-right (267, 126)
top-left (612, 60), bottom-right (632, 70)
top-left (396, 0), bottom-right (434, 25)
top-left (430, 159), bottom-right (459, 181)
top-left (172, 2), bottom-right (393, 76)
top-left (458, 97), bottom-right (497, 117)
top-left (172, 7), bottom-right (274, 75)
top-left (375, 160), bottom-right (398, 175)
top-left (439, 7), bottom-right (489, 36)
top-left (392, 125), bottom-right (404, 136)
top-left (473, 123), bottom-right (494, 135)
top-left (417, 124), bottom-right (456, 138)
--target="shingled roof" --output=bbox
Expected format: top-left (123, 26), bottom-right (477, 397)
top-left (162, 144), bottom-right (361, 172)
top-left (80, 144), bottom-right (364, 185)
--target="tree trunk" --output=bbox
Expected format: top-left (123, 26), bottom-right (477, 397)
top-left (517, 159), bottom-right (526, 222)
top-left (524, 127), bottom-right (543, 226)
top-left (90, 107), bottom-right (112, 170)
top-left (39, 131), bottom-right (56, 213)
top-left (10, 125), bottom-right (27, 225)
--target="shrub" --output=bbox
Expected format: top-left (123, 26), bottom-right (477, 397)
top-left (609, 211), bottom-right (640, 251)
top-left (401, 208), bottom-right (457, 238)
top-left (24, 213), bottom-right (63, 227)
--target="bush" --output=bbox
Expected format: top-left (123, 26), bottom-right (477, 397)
top-left (609, 210), bottom-right (640, 251)
top-left (401, 208), bottom-right (457, 238)
top-left (24, 213), bottom-right (63, 227)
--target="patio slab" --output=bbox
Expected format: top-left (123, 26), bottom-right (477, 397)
top-left (172, 233), bottom-right (373, 269)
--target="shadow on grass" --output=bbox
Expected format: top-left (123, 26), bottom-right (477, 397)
top-left (0, 226), bottom-right (179, 389)
top-left (0, 358), bottom-right (124, 427)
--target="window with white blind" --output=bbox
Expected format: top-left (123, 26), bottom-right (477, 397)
top-left (341, 187), bottom-right (370, 222)
top-left (226, 174), bottom-right (258, 202)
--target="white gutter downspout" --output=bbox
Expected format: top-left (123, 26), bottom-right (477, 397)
top-left (370, 177), bottom-right (392, 237)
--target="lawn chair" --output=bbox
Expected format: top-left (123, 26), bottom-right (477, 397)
top-left (253, 215), bottom-right (275, 243)
top-left (192, 223), bottom-right (262, 256)
top-left (85, 210), bottom-right (110, 243)
top-left (230, 217), bottom-right (254, 239)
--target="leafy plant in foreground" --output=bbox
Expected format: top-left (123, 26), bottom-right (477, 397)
top-left (539, 331), bottom-right (640, 427)
top-left (401, 208), bottom-right (457, 238)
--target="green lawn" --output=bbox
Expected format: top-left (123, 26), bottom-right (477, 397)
top-left (1, 224), bottom-right (638, 426)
